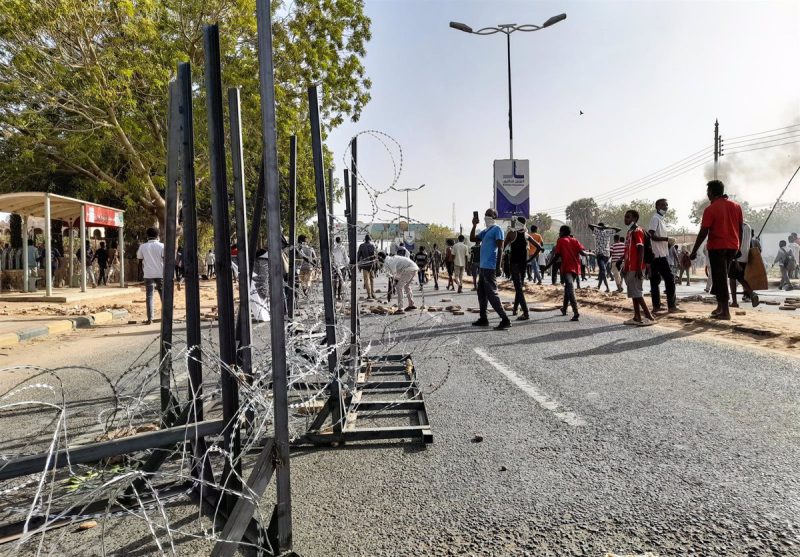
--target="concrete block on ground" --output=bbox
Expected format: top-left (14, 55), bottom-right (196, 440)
top-left (46, 320), bottom-right (75, 335)
top-left (92, 311), bottom-right (114, 325)
top-left (17, 326), bottom-right (49, 341)
top-left (110, 309), bottom-right (129, 320)
top-left (0, 332), bottom-right (19, 347)
top-left (72, 316), bottom-right (94, 328)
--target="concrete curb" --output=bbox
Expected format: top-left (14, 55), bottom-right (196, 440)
top-left (0, 309), bottom-right (130, 348)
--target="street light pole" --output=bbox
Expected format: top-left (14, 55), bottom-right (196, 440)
top-left (389, 183), bottom-right (426, 240)
top-left (506, 30), bottom-right (513, 160)
top-left (449, 14), bottom-right (566, 161)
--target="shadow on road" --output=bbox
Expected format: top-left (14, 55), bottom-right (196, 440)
top-left (544, 325), bottom-right (709, 360)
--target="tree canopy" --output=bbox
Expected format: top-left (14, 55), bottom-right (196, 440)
top-left (597, 199), bottom-right (678, 230)
top-left (690, 198), bottom-right (800, 234)
top-left (0, 0), bottom-right (371, 241)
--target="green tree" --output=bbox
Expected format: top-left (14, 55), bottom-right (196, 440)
top-left (597, 199), bottom-right (677, 230)
top-left (529, 212), bottom-right (553, 233)
top-left (565, 197), bottom-right (598, 247)
top-left (0, 0), bottom-right (371, 236)
top-left (415, 224), bottom-right (456, 249)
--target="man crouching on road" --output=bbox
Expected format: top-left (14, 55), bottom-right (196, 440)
top-left (377, 251), bottom-right (418, 314)
top-left (470, 208), bottom-right (511, 330)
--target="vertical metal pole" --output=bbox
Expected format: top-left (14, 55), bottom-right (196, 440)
top-left (203, 24), bottom-right (242, 509)
top-left (256, 0), bottom-right (292, 549)
top-left (308, 85), bottom-right (342, 434)
top-left (79, 207), bottom-right (86, 292)
top-left (68, 224), bottom-right (74, 288)
top-left (247, 156), bottom-right (266, 276)
top-left (178, 62), bottom-right (203, 426)
top-left (118, 223), bottom-right (125, 288)
top-left (349, 138), bottom-right (359, 371)
top-left (287, 135), bottom-right (297, 320)
top-left (506, 31), bottom-right (513, 161)
top-left (327, 167), bottom-right (335, 245)
top-left (44, 196), bottom-right (52, 297)
top-left (713, 119), bottom-right (719, 180)
top-left (228, 87), bottom-right (253, 387)
top-left (22, 215), bottom-right (28, 293)
top-left (160, 80), bottom-right (181, 426)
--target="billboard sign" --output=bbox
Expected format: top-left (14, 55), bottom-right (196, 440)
top-left (493, 159), bottom-right (530, 219)
top-left (84, 204), bottom-right (124, 227)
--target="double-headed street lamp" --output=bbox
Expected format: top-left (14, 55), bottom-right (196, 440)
top-left (449, 14), bottom-right (567, 160)
top-left (389, 183), bottom-right (426, 239)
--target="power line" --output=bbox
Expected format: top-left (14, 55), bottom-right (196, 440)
top-left (725, 129), bottom-right (800, 146)
top-left (725, 123), bottom-right (800, 141)
top-left (726, 138), bottom-right (800, 156)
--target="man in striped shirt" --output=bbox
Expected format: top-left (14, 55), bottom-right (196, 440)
top-left (609, 235), bottom-right (626, 293)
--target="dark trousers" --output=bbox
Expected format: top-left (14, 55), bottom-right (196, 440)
top-left (649, 256), bottom-right (676, 309)
top-left (551, 263), bottom-right (560, 285)
top-left (596, 254), bottom-right (609, 289)
top-left (563, 273), bottom-right (579, 315)
top-left (709, 249), bottom-right (736, 306)
top-left (511, 262), bottom-right (528, 316)
top-left (98, 265), bottom-right (107, 285)
top-left (477, 268), bottom-right (508, 321)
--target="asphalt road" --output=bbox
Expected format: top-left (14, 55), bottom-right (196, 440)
top-left (1, 282), bottom-right (799, 556)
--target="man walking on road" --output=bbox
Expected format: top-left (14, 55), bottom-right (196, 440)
top-left (414, 245), bottom-right (429, 291)
top-left (505, 216), bottom-right (542, 320)
top-left (469, 240), bottom-right (481, 290)
top-left (430, 243), bottom-right (443, 290)
top-left (690, 180), bottom-right (743, 320)
top-left (589, 222), bottom-right (619, 292)
top-left (729, 222), bottom-right (760, 308)
top-left (541, 225), bottom-right (586, 322)
top-left (332, 236), bottom-right (349, 300)
top-left (609, 234), bottom-right (625, 292)
top-left (623, 210), bottom-right (655, 326)
top-left (137, 227), bottom-right (164, 325)
top-left (357, 234), bottom-right (377, 300)
top-left (527, 225), bottom-right (544, 284)
top-left (470, 208), bottom-right (511, 330)
top-left (378, 251), bottom-right (418, 313)
top-left (453, 234), bottom-right (469, 293)
top-left (648, 199), bottom-right (682, 314)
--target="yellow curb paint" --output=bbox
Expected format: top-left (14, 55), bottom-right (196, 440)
top-left (92, 312), bottom-right (114, 325)
top-left (0, 333), bottom-right (19, 347)
top-left (46, 320), bottom-right (75, 335)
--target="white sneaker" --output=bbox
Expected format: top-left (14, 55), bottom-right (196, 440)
top-left (637, 318), bottom-right (655, 327)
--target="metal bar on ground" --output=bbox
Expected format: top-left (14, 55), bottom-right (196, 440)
top-left (256, 0), bottom-right (293, 549)
top-left (203, 24), bottom-right (243, 510)
top-left (308, 85), bottom-right (342, 434)
top-left (0, 420), bottom-right (225, 482)
top-left (160, 80), bottom-right (181, 425)
top-left (210, 439), bottom-right (277, 557)
top-left (229, 87), bottom-right (253, 388)
top-left (287, 134), bottom-right (297, 320)
top-left (178, 62), bottom-right (204, 426)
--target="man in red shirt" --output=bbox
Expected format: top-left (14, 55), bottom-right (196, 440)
top-left (690, 180), bottom-right (744, 320)
top-left (623, 210), bottom-right (655, 326)
top-left (541, 224), bottom-right (588, 321)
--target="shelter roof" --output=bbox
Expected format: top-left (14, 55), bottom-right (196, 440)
top-left (0, 193), bottom-right (124, 221)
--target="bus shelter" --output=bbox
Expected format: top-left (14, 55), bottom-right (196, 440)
top-left (0, 193), bottom-right (125, 296)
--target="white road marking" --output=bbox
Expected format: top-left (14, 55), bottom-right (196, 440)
top-left (473, 347), bottom-right (588, 427)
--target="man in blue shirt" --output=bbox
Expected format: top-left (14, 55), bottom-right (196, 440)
top-left (470, 208), bottom-right (511, 330)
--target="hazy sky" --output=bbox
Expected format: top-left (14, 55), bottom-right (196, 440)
top-left (327, 0), bottom-right (800, 232)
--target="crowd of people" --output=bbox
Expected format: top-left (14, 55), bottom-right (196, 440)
top-left (345, 179), bottom-right (797, 329)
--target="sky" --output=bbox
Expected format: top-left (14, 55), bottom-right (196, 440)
top-left (327, 0), bottom-right (800, 232)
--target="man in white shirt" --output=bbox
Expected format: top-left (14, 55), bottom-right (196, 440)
top-left (647, 199), bottom-right (681, 313)
top-left (331, 236), bottom-right (349, 299)
top-left (788, 233), bottom-right (800, 279)
top-left (136, 227), bottom-right (165, 324)
top-left (728, 222), bottom-right (760, 308)
top-left (378, 251), bottom-right (419, 313)
top-left (452, 234), bottom-right (469, 293)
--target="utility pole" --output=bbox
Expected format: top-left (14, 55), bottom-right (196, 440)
top-left (387, 203), bottom-right (408, 240)
top-left (714, 119), bottom-right (719, 179)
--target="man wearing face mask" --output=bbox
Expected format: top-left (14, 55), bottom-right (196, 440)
top-left (648, 198), bottom-right (682, 314)
top-left (470, 208), bottom-right (511, 330)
